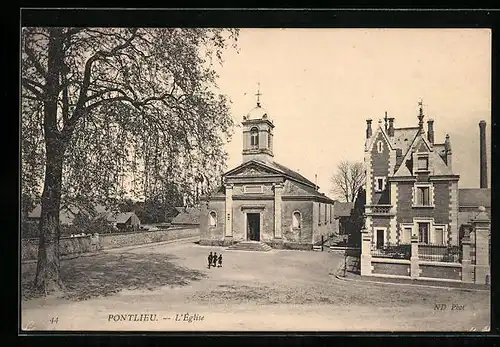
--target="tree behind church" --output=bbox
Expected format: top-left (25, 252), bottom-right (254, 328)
top-left (330, 160), bottom-right (366, 202)
top-left (21, 28), bottom-right (238, 295)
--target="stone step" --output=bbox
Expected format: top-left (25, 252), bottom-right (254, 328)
top-left (227, 241), bottom-right (273, 252)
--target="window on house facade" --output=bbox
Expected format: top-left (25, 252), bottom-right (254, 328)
top-left (292, 211), bottom-right (301, 229)
top-left (375, 176), bottom-right (386, 192)
top-left (209, 211), bottom-right (217, 227)
top-left (324, 204), bottom-right (327, 223)
top-left (375, 228), bottom-right (386, 249)
top-left (268, 133), bottom-right (271, 149)
top-left (434, 226), bottom-right (445, 245)
top-left (377, 141), bottom-right (383, 153)
top-left (416, 186), bottom-right (430, 206)
top-left (401, 226), bottom-right (412, 244)
top-left (418, 222), bottom-right (430, 244)
top-left (330, 205), bottom-right (333, 223)
top-left (250, 127), bottom-right (259, 148)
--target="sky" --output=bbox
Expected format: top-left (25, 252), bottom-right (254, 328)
top-left (214, 28), bottom-right (492, 199)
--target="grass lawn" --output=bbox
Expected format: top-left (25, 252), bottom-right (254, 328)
top-left (21, 240), bottom-right (490, 332)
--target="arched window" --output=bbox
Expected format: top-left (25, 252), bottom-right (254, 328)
top-left (209, 211), bottom-right (217, 227)
top-left (250, 127), bottom-right (259, 148)
top-left (292, 211), bottom-right (301, 229)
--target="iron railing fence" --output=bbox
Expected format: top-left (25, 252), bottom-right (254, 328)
top-left (370, 243), bottom-right (411, 260)
top-left (418, 244), bottom-right (461, 263)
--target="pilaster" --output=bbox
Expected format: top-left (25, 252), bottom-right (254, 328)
top-left (224, 184), bottom-right (233, 239)
top-left (273, 183), bottom-right (283, 239)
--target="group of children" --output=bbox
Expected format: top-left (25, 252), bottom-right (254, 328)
top-left (208, 251), bottom-right (222, 269)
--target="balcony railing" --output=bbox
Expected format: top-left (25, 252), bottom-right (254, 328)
top-left (365, 205), bottom-right (394, 216)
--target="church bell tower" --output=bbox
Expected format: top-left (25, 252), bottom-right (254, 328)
top-left (242, 84), bottom-right (275, 163)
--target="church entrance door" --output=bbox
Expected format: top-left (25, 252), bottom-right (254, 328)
top-left (247, 213), bottom-right (260, 241)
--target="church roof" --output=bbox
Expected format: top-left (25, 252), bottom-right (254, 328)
top-left (459, 188), bottom-right (491, 208)
top-left (266, 160), bottom-right (317, 188)
top-left (224, 159), bottom-right (320, 189)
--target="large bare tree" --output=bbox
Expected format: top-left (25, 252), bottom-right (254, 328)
top-left (21, 27), bottom-right (239, 294)
top-left (330, 160), bottom-right (366, 202)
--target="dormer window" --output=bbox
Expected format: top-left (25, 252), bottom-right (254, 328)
top-left (418, 156), bottom-right (428, 170)
top-left (414, 153), bottom-right (430, 174)
top-left (377, 141), bottom-right (384, 153)
top-left (250, 127), bottom-right (259, 148)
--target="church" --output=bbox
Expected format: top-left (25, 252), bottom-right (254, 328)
top-left (199, 95), bottom-right (336, 250)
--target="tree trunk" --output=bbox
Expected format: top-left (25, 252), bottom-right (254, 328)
top-left (34, 143), bottom-right (66, 293)
top-left (34, 28), bottom-right (67, 294)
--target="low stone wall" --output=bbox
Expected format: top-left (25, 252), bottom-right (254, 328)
top-left (100, 227), bottom-right (199, 249)
top-left (419, 262), bottom-right (462, 281)
top-left (21, 227), bottom-right (200, 261)
top-left (22, 234), bottom-right (101, 261)
top-left (372, 259), bottom-right (411, 277)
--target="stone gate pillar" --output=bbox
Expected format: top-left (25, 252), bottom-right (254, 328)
top-left (471, 206), bottom-right (490, 285)
top-left (410, 235), bottom-right (420, 279)
top-left (461, 227), bottom-right (474, 283)
top-left (360, 228), bottom-right (372, 276)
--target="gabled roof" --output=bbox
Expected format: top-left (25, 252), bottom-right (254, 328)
top-left (334, 201), bottom-right (354, 217)
top-left (28, 204), bottom-right (79, 225)
top-left (224, 159), bottom-right (317, 188)
top-left (391, 127), bottom-right (420, 158)
top-left (365, 121), bottom-right (395, 152)
top-left (459, 188), bottom-right (491, 208)
top-left (171, 207), bottom-right (200, 225)
top-left (392, 132), bottom-right (454, 177)
top-left (283, 180), bottom-right (336, 203)
top-left (105, 212), bottom-right (138, 224)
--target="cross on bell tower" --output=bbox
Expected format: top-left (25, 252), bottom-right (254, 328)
top-left (255, 82), bottom-right (262, 107)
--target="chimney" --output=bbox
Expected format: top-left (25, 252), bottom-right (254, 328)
top-left (479, 120), bottom-right (488, 188)
top-left (444, 134), bottom-right (452, 169)
top-left (427, 119), bottom-right (434, 144)
top-left (388, 117), bottom-right (395, 137)
top-left (366, 119), bottom-right (372, 139)
top-left (315, 174), bottom-right (318, 190)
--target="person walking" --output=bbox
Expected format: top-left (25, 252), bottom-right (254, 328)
top-left (212, 252), bottom-right (218, 268)
top-left (208, 252), bottom-right (213, 269)
top-left (218, 253), bottom-right (223, 268)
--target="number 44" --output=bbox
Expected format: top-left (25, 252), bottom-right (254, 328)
top-left (50, 317), bottom-right (58, 324)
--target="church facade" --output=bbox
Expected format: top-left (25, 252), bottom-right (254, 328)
top-left (200, 101), bottom-right (336, 250)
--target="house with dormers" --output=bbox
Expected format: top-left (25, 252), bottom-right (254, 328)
top-left (363, 103), bottom-right (460, 251)
top-left (199, 96), bottom-right (336, 250)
